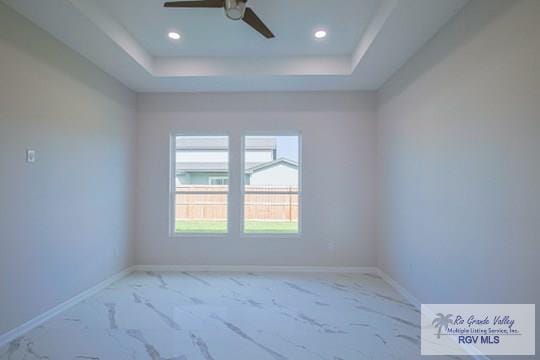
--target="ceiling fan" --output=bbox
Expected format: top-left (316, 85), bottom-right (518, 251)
top-left (164, 0), bottom-right (275, 39)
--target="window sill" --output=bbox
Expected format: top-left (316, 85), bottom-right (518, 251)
top-left (171, 233), bottom-right (228, 238)
top-left (169, 233), bottom-right (302, 239)
top-left (240, 233), bottom-right (302, 239)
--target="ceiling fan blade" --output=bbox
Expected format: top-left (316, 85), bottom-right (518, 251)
top-left (164, 1), bottom-right (224, 8)
top-left (242, 7), bottom-right (274, 39)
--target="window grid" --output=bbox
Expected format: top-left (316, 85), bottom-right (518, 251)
top-left (170, 133), bottom-right (301, 236)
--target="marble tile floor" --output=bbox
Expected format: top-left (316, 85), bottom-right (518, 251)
top-left (0, 271), bottom-right (463, 360)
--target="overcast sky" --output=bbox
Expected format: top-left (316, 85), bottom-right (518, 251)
top-left (275, 136), bottom-right (299, 162)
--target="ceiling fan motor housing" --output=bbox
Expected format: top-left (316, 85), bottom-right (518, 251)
top-left (163, 0), bottom-right (272, 39)
top-left (225, 0), bottom-right (247, 20)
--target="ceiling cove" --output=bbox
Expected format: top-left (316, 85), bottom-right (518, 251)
top-left (2, 0), bottom-right (469, 91)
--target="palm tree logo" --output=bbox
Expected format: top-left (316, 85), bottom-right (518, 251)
top-left (432, 313), bottom-right (454, 339)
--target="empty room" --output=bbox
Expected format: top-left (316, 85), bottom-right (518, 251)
top-left (0, 0), bottom-right (538, 359)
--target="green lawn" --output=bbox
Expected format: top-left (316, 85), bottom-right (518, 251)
top-left (176, 220), bottom-right (228, 233)
top-left (244, 221), bottom-right (298, 234)
top-left (175, 220), bottom-right (298, 234)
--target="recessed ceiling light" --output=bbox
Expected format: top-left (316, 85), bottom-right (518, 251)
top-left (168, 31), bottom-right (181, 40)
top-left (314, 30), bottom-right (327, 39)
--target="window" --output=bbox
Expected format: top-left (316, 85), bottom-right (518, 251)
top-left (172, 135), bottom-right (229, 234)
top-left (208, 176), bottom-right (228, 186)
top-left (243, 135), bottom-right (301, 234)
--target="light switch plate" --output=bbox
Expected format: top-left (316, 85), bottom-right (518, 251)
top-left (26, 149), bottom-right (36, 163)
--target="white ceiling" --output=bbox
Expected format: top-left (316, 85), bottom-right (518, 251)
top-left (2, 0), bottom-right (469, 92)
top-left (98, 0), bottom-right (380, 57)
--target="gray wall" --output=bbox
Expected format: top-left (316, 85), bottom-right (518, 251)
top-left (2, 0), bottom-right (539, 354)
top-left (0, 3), bottom-right (136, 335)
top-left (377, 0), bottom-right (540, 356)
top-left (136, 92), bottom-right (377, 266)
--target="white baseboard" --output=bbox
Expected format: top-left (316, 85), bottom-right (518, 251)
top-left (0, 266), bottom-right (135, 348)
top-left (133, 265), bottom-right (379, 274)
top-left (0, 265), bottom-right (376, 347)
top-left (376, 268), bottom-right (491, 360)
top-left (0, 264), bottom-right (489, 360)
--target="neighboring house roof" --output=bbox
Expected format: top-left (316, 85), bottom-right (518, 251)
top-left (176, 137), bottom-right (276, 151)
top-left (177, 162), bottom-right (262, 173)
top-left (177, 162), bottom-right (228, 173)
top-left (176, 137), bottom-right (279, 174)
top-left (244, 137), bottom-right (277, 150)
top-left (176, 158), bottom-right (298, 174)
top-left (245, 158), bottom-right (298, 174)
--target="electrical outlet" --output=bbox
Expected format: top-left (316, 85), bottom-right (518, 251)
top-left (26, 149), bottom-right (36, 163)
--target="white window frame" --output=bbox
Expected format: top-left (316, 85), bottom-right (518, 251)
top-left (240, 132), bottom-right (302, 237)
top-left (169, 134), bottom-right (231, 237)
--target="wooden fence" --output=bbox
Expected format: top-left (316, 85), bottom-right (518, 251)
top-left (175, 185), bottom-right (298, 221)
